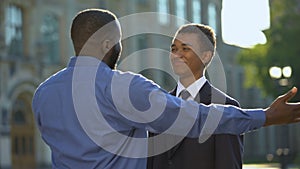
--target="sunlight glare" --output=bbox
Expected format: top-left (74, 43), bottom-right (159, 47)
top-left (221, 0), bottom-right (270, 48)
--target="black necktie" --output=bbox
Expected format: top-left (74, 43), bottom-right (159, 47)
top-left (180, 89), bottom-right (191, 100)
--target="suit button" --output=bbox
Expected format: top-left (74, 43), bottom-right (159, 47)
top-left (168, 160), bottom-right (172, 165)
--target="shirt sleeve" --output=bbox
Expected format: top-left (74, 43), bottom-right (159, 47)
top-left (108, 71), bottom-right (266, 138)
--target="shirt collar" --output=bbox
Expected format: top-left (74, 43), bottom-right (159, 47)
top-left (176, 76), bottom-right (207, 98)
top-left (68, 56), bottom-right (105, 67)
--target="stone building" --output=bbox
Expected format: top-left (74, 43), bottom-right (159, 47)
top-left (0, 0), bottom-right (101, 168)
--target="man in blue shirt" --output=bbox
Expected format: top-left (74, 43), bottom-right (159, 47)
top-left (32, 8), bottom-right (300, 169)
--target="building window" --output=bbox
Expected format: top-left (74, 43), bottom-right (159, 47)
top-left (175, 0), bottom-right (186, 26)
top-left (29, 136), bottom-right (34, 155)
top-left (157, 0), bottom-right (169, 25)
top-left (12, 99), bottom-right (27, 125)
top-left (22, 136), bottom-right (26, 155)
top-left (138, 0), bottom-right (147, 6)
top-left (208, 3), bottom-right (217, 33)
top-left (5, 4), bottom-right (23, 57)
top-left (192, 0), bottom-right (201, 23)
top-left (1, 108), bottom-right (8, 126)
top-left (40, 13), bottom-right (60, 64)
top-left (13, 110), bottom-right (26, 125)
top-left (14, 137), bottom-right (19, 155)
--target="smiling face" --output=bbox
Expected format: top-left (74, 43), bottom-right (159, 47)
top-left (170, 33), bottom-right (207, 81)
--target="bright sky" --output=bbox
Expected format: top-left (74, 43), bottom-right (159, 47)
top-left (221, 0), bottom-right (270, 48)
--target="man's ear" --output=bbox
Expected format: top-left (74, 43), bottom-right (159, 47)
top-left (102, 40), bottom-right (111, 54)
top-left (201, 51), bottom-right (213, 66)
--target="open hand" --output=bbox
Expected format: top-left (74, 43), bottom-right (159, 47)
top-left (264, 87), bottom-right (300, 126)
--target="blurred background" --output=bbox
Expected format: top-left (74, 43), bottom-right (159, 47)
top-left (0, 0), bottom-right (299, 169)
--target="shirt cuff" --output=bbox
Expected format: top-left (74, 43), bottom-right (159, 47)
top-left (245, 109), bottom-right (266, 130)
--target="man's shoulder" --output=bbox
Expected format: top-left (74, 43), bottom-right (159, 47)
top-left (35, 68), bottom-right (70, 94)
top-left (205, 82), bottom-right (240, 107)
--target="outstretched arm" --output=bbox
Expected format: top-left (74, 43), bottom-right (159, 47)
top-left (264, 87), bottom-right (300, 126)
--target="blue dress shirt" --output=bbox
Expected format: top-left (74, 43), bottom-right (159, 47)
top-left (32, 56), bottom-right (265, 169)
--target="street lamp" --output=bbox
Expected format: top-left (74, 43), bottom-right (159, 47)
top-left (269, 66), bottom-right (292, 87)
top-left (269, 66), bottom-right (292, 169)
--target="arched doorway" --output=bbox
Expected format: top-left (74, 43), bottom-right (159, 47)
top-left (10, 92), bottom-right (35, 169)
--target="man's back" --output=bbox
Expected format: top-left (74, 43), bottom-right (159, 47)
top-left (32, 57), bottom-right (146, 169)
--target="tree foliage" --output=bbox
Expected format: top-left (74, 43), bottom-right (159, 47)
top-left (238, 0), bottom-right (300, 100)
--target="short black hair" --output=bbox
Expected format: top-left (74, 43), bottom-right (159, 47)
top-left (176, 23), bottom-right (216, 56)
top-left (70, 9), bottom-right (117, 55)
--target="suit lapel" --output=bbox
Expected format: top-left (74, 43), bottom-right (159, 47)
top-left (195, 81), bottom-right (211, 104)
top-left (169, 87), bottom-right (176, 96)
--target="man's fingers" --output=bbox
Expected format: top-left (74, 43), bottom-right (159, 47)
top-left (281, 87), bottom-right (297, 102)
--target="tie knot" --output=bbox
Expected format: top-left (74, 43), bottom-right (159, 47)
top-left (180, 90), bottom-right (191, 100)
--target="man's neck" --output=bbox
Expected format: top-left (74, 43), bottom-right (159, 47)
top-left (179, 73), bottom-right (203, 88)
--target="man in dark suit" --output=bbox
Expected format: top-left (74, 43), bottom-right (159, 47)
top-left (148, 23), bottom-right (243, 169)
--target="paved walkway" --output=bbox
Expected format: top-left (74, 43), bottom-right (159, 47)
top-left (243, 163), bottom-right (300, 169)
top-left (243, 164), bottom-right (280, 169)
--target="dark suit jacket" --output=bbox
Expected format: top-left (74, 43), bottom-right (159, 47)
top-left (147, 81), bottom-right (244, 169)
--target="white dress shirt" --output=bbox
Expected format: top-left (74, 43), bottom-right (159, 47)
top-left (176, 76), bottom-right (207, 100)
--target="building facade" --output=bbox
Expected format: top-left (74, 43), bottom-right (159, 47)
top-left (0, 0), bottom-right (299, 168)
top-left (0, 0), bottom-right (101, 168)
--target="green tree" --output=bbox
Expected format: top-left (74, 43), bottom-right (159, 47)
top-left (238, 0), bottom-right (300, 100)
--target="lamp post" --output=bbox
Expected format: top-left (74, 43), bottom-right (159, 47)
top-left (269, 66), bottom-right (292, 169)
top-left (269, 66), bottom-right (292, 87)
